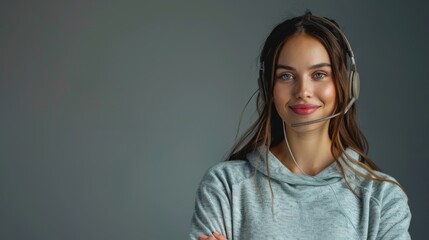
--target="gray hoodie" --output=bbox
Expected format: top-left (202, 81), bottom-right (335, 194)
top-left (189, 147), bottom-right (411, 239)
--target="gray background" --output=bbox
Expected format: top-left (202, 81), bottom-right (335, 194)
top-left (1, 0), bottom-right (428, 239)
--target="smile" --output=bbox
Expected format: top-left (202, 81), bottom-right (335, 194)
top-left (289, 104), bottom-right (320, 115)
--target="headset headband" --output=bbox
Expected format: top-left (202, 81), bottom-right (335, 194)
top-left (311, 16), bottom-right (356, 70)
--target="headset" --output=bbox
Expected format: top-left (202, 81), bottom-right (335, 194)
top-left (259, 15), bottom-right (360, 127)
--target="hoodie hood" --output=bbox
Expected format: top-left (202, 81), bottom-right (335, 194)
top-left (246, 146), bottom-right (360, 186)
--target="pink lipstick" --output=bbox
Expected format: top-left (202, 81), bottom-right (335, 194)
top-left (289, 104), bottom-right (320, 115)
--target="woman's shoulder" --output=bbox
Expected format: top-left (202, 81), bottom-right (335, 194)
top-left (197, 160), bottom-right (254, 192)
top-left (349, 166), bottom-right (408, 207)
top-left (372, 170), bottom-right (408, 203)
top-left (342, 149), bottom-right (407, 203)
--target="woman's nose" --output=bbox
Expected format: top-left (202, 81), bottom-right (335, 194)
top-left (294, 77), bottom-right (313, 99)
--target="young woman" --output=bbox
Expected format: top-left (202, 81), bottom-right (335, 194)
top-left (189, 11), bottom-right (411, 240)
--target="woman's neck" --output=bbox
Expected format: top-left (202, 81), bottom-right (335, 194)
top-left (271, 126), bottom-right (335, 176)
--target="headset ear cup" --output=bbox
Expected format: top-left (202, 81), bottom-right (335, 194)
top-left (349, 70), bottom-right (360, 100)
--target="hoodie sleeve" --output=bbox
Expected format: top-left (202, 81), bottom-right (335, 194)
top-left (376, 184), bottom-right (411, 240)
top-left (188, 166), bottom-right (232, 240)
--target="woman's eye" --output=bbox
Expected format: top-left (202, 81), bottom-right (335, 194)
top-left (280, 73), bottom-right (294, 80)
top-left (313, 72), bottom-right (326, 80)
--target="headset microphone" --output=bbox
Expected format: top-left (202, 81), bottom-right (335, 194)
top-left (291, 111), bottom-right (340, 127)
top-left (291, 97), bottom-right (356, 127)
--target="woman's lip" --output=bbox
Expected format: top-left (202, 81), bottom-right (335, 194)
top-left (289, 104), bottom-right (320, 115)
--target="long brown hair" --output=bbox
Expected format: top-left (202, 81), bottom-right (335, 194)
top-left (227, 11), bottom-right (400, 199)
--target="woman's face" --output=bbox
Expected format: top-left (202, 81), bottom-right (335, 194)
top-left (273, 33), bottom-right (336, 132)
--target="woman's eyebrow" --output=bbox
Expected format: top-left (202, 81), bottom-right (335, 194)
top-left (276, 64), bottom-right (295, 71)
top-left (276, 63), bottom-right (331, 71)
top-left (308, 63), bottom-right (331, 70)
